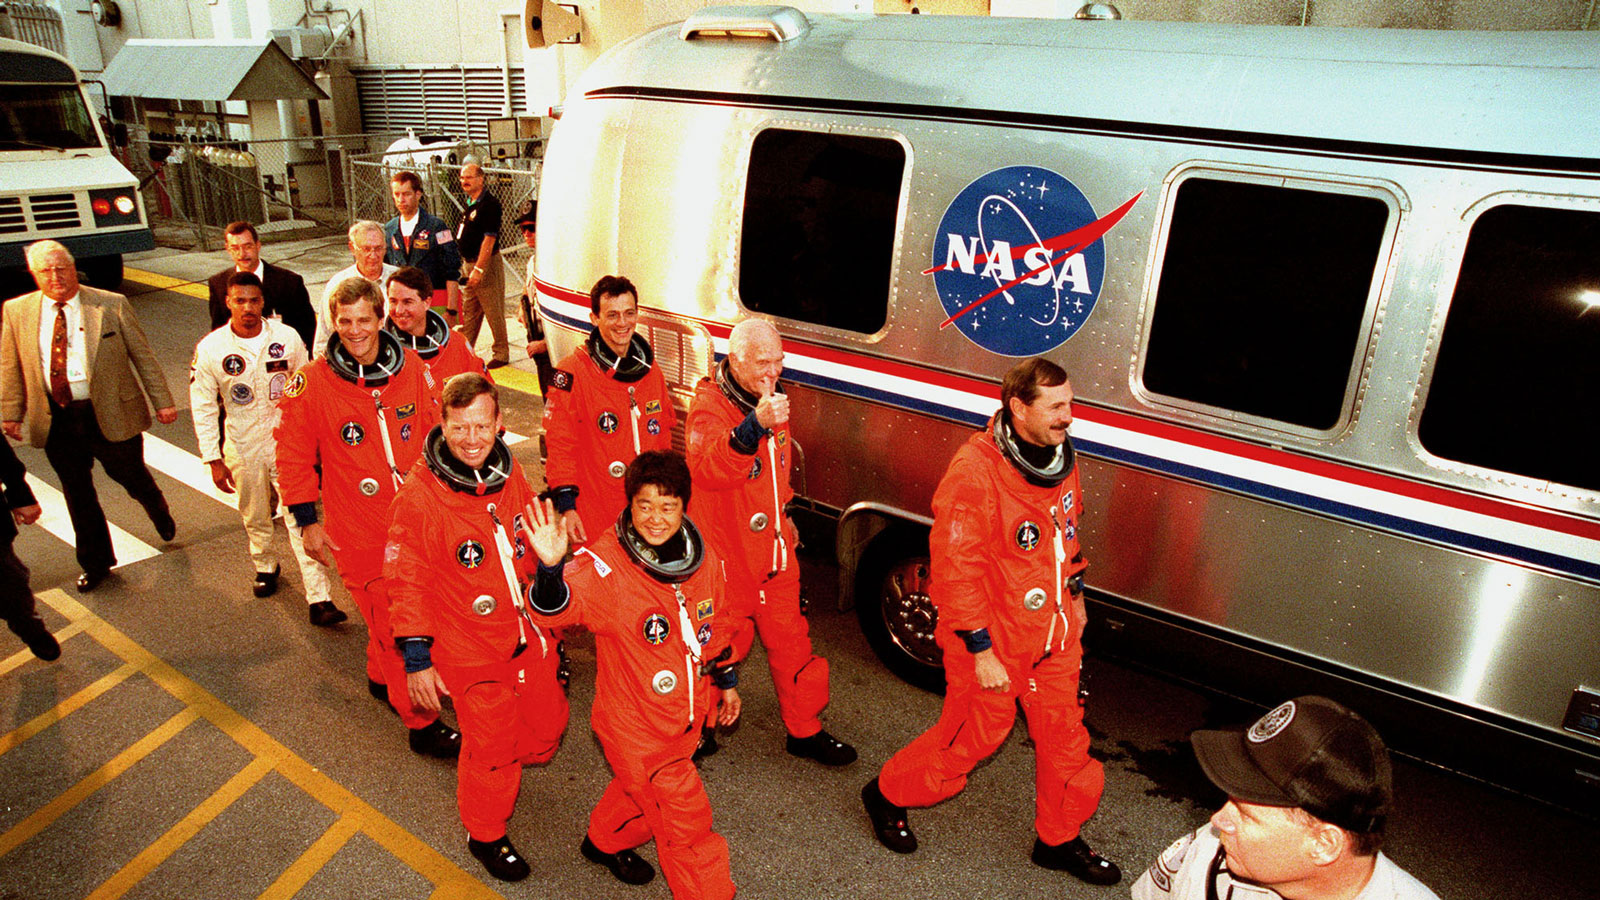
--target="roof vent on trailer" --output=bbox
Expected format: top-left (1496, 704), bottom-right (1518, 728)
top-left (1074, 3), bottom-right (1122, 18)
top-left (680, 6), bottom-right (810, 42)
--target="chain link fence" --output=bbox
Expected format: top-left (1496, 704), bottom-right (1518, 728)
top-left (344, 141), bottom-right (541, 290)
top-left (120, 130), bottom-right (408, 250)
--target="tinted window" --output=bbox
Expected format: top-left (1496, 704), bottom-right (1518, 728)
top-left (1142, 178), bottom-right (1390, 430)
top-left (739, 129), bottom-right (904, 334)
top-left (0, 84), bottom-right (98, 151)
top-left (1418, 205), bottom-right (1600, 491)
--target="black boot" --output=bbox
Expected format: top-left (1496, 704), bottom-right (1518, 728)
top-left (580, 835), bottom-right (656, 885)
top-left (861, 778), bottom-right (917, 854)
top-left (786, 729), bottom-right (857, 766)
top-left (692, 726), bottom-right (719, 761)
top-left (468, 836), bottom-right (530, 882)
top-left (408, 720), bottom-right (462, 759)
top-left (1031, 836), bottom-right (1122, 885)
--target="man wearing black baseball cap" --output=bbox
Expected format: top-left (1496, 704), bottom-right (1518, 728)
top-left (1133, 696), bottom-right (1439, 900)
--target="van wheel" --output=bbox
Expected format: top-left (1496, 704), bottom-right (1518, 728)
top-left (855, 529), bottom-right (945, 693)
top-left (80, 255), bottom-right (124, 290)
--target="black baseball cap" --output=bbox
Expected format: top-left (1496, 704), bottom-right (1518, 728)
top-left (513, 199), bottom-right (537, 229)
top-left (1191, 695), bottom-right (1392, 833)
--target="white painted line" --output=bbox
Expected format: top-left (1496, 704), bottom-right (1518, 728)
top-left (143, 434), bottom-right (240, 509)
top-left (26, 477), bottom-right (162, 568)
top-left (504, 430), bottom-right (529, 446)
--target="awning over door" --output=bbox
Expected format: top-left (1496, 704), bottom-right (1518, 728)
top-left (100, 39), bottom-right (327, 101)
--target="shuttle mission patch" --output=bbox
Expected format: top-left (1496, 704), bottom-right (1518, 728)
top-left (927, 166), bottom-right (1142, 357)
top-left (1015, 520), bottom-right (1042, 551)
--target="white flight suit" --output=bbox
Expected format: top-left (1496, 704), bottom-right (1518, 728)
top-left (313, 263), bottom-right (397, 358)
top-left (190, 319), bottom-right (332, 603)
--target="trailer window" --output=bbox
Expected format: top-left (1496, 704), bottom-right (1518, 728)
top-left (1418, 204), bottom-right (1600, 491)
top-left (1142, 178), bottom-right (1389, 431)
top-left (739, 128), bottom-right (904, 334)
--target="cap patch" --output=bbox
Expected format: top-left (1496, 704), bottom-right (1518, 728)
top-left (1248, 700), bottom-right (1296, 743)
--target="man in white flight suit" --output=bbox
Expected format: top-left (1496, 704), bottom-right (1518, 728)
top-left (191, 271), bottom-right (340, 622)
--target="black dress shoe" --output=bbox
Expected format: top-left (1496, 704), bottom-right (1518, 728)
top-left (486, 359), bottom-right (510, 370)
top-left (19, 623), bottom-right (61, 661)
top-left (692, 726), bottom-right (719, 761)
top-left (862, 778), bottom-right (917, 854)
top-left (468, 836), bottom-right (531, 882)
top-left (150, 505), bottom-right (176, 542)
top-left (786, 729), bottom-right (858, 766)
top-left (409, 719), bottom-right (462, 758)
top-left (308, 601), bottom-right (347, 627)
top-left (1031, 836), bottom-right (1122, 886)
top-left (252, 567), bottom-right (280, 598)
top-left (581, 835), bottom-right (656, 885)
top-left (368, 678), bottom-right (397, 714)
top-left (76, 569), bottom-right (110, 593)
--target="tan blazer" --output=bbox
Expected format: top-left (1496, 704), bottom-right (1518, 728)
top-left (1, 286), bottom-right (175, 449)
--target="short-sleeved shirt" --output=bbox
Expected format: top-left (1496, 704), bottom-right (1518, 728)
top-left (1132, 826), bottom-right (1441, 900)
top-left (457, 191), bottom-right (502, 261)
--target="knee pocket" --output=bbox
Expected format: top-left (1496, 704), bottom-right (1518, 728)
top-left (645, 758), bottom-right (714, 841)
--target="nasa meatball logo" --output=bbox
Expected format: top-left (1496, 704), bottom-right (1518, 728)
top-left (222, 354), bottom-right (246, 376)
top-left (229, 383), bottom-right (254, 405)
top-left (1247, 700), bottom-right (1297, 743)
top-left (597, 411), bottom-right (619, 434)
top-left (400, 423), bottom-right (412, 442)
top-left (268, 342), bottom-right (285, 359)
top-left (641, 613), bottom-right (671, 646)
top-left (696, 623), bottom-right (712, 646)
top-left (456, 539), bottom-right (486, 569)
top-left (927, 166), bottom-right (1141, 357)
top-left (340, 421), bottom-right (365, 446)
top-left (647, 418), bottom-right (660, 435)
top-left (1015, 520), bottom-right (1042, 552)
top-left (747, 457), bottom-right (762, 480)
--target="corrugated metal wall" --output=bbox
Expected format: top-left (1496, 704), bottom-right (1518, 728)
top-left (351, 65), bottom-right (527, 140)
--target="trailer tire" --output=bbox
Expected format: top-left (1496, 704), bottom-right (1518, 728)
top-left (855, 528), bottom-right (945, 693)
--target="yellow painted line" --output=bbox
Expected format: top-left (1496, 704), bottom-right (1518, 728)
top-left (0, 706), bottom-right (199, 859)
top-left (491, 363), bottom-right (542, 398)
top-left (85, 753), bottom-right (278, 900)
top-left (0, 659), bottom-right (140, 757)
top-left (254, 812), bottom-right (362, 900)
top-left (36, 590), bottom-right (504, 899)
top-left (124, 267), bottom-right (209, 299)
top-left (0, 617), bottom-right (88, 678)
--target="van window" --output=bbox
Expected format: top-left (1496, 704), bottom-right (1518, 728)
top-left (739, 128), bottom-right (904, 334)
top-left (1142, 177), bottom-right (1390, 431)
top-left (1418, 204), bottom-right (1600, 491)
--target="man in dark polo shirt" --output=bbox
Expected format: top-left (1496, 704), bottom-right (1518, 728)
top-left (455, 162), bottom-right (507, 369)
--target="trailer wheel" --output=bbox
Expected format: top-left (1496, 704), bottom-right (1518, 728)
top-left (80, 255), bottom-right (124, 290)
top-left (855, 529), bottom-right (945, 693)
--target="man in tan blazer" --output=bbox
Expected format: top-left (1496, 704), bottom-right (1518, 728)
top-left (1, 240), bottom-right (178, 591)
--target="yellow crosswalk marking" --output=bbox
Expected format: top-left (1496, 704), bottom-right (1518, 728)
top-left (254, 812), bottom-right (362, 900)
top-left (0, 706), bottom-right (200, 858)
top-left (85, 754), bottom-right (278, 900)
top-left (0, 659), bottom-right (140, 757)
top-left (20, 588), bottom-right (504, 900)
top-left (0, 618), bottom-right (87, 678)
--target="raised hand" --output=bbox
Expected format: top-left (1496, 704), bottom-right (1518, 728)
top-left (523, 498), bottom-right (570, 566)
top-left (754, 383), bottom-right (789, 429)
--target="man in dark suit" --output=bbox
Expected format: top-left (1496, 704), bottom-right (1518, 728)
top-left (206, 221), bottom-right (317, 350)
top-left (1, 240), bottom-right (178, 591)
top-left (0, 434), bottom-right (58, 660)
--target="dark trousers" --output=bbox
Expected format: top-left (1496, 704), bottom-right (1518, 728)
top-left (43, 401), bottom-right (166, 573)
top-left (0, 540), bottom-right (44, 638)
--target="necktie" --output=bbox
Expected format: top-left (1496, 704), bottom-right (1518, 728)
top-left (50, 302), bottom-right (72, 407)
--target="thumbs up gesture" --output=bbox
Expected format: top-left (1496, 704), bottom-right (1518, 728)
top-left (754, 381), bottom-right (788, 429)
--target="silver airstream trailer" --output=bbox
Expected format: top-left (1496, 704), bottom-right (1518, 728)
top-left (533, 8), bottom-right (1600, 808)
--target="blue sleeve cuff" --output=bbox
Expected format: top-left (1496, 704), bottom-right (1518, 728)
top-left (399, 637), bottom-right (433, 673)
top-left (730, 412), bottom-right (766, 455)
top-left (549, 485), bottom-right (579, 514)
top-left (711, 666), bottom-right (739, 689)
top-left (955, 628), bottom-right (993, 654)
top-left (288, 502), bottom-right (319, 528)
top-left (529, 560), bottom-right (570, 615)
